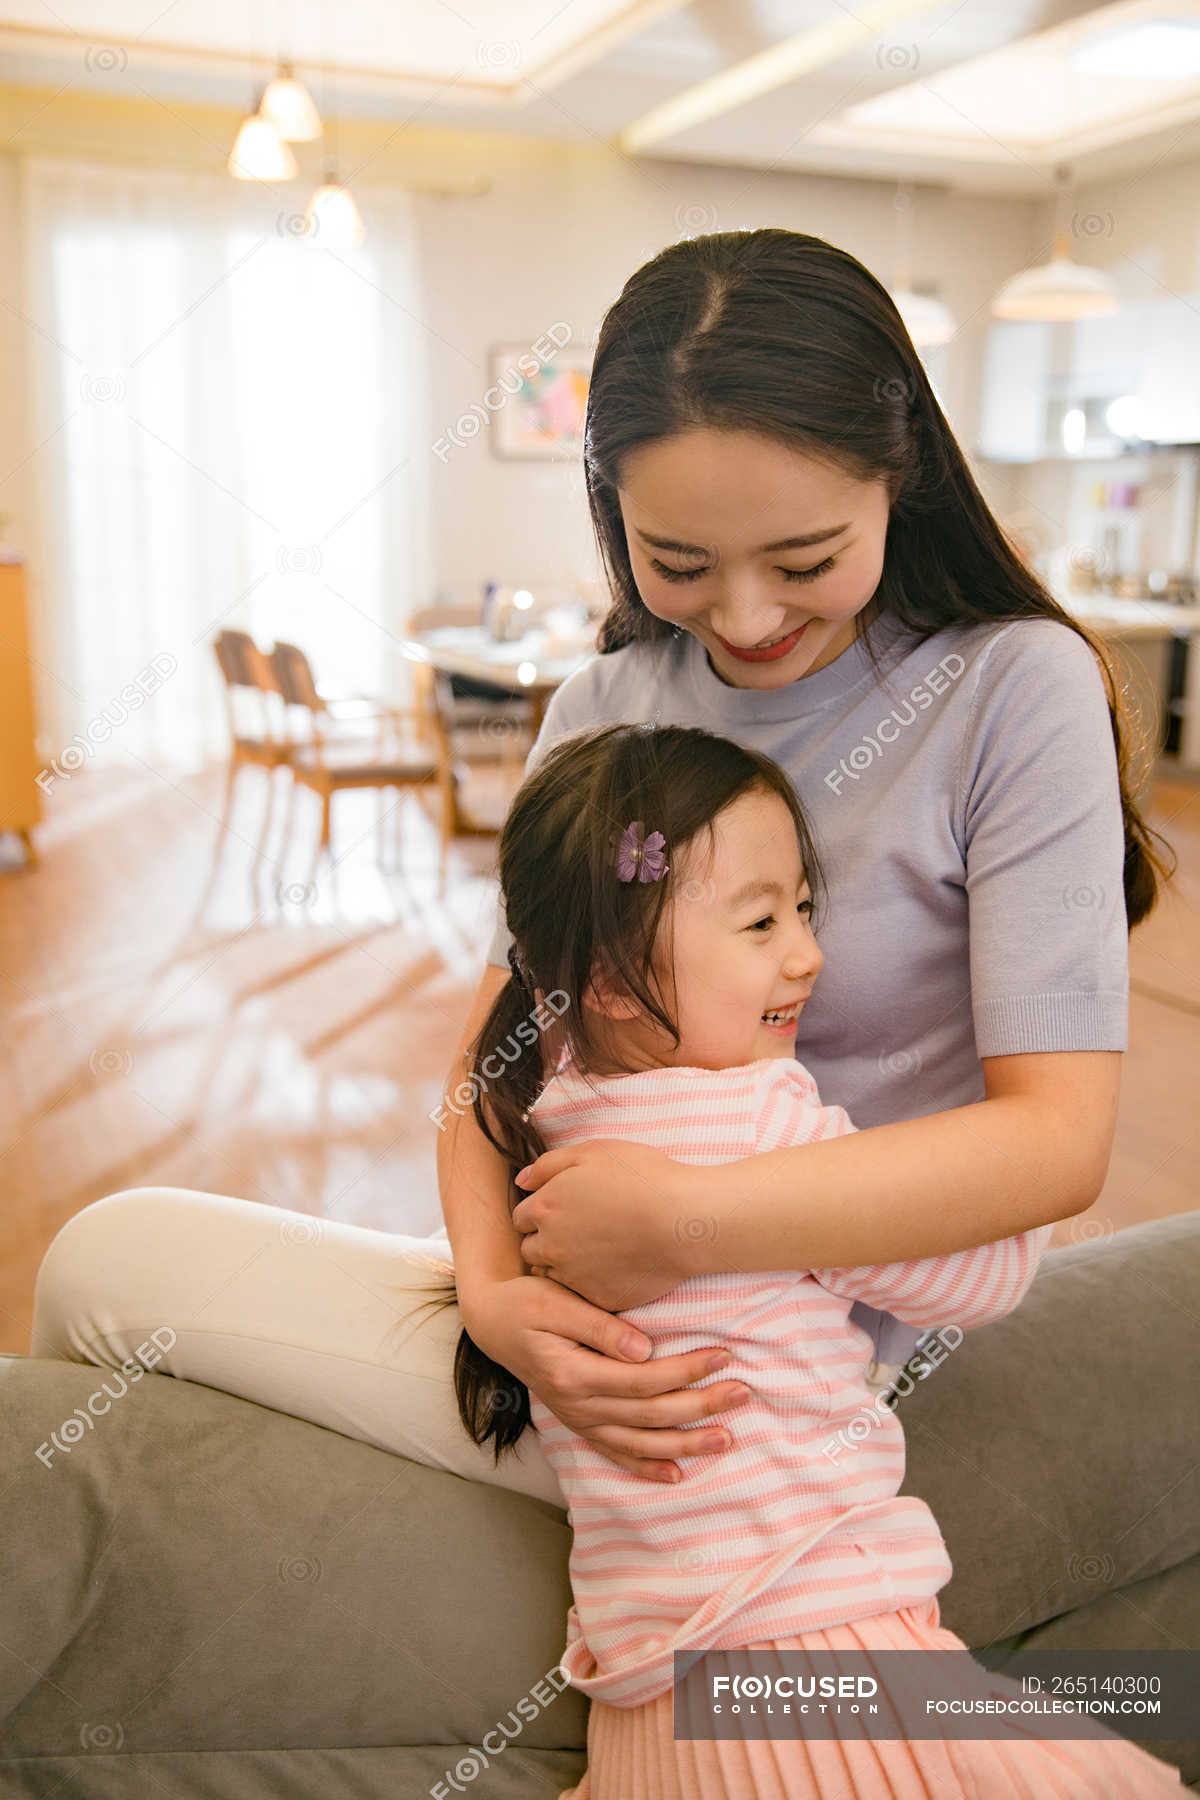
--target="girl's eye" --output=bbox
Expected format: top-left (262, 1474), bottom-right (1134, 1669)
top-left (748, 899), bottom-right (812, 932)
top-left (648, 556), bottom-right (837, 585)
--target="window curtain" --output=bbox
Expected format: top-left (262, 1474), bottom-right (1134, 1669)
top-left (20, 156), bottom-right (432, 768)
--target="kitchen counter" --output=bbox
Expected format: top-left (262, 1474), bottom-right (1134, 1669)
top-left (1054, 593), bottom-right (1200, 774)
top-left (1056, 594), bottom-right (1200, 642)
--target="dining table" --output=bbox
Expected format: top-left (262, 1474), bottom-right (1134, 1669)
top-left (405, 620), bottom-right (596, 738)
top-left (404, 617), bottom-right (596, 836)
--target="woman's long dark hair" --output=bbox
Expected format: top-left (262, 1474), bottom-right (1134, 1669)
top-left (413, 723), bottom-right (825, 1462)
top-left (583, 228), bottom-right (1174, 924)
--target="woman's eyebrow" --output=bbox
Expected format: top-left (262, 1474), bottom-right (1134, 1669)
top-left (635, 524), bottom-right (850, 555)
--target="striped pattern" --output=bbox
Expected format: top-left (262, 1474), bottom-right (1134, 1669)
top-left (529, 1057), bottom-right (1053, 1709)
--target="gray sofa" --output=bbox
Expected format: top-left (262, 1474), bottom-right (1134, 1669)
top-left (1, 1211), bottom-right (1198, 1798)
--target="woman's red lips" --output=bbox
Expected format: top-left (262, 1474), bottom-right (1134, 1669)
top-left (712, 623), bottom-right (808, 663)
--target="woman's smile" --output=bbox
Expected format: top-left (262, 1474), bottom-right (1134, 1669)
top-left (711, 622), bottom-right (810, 663)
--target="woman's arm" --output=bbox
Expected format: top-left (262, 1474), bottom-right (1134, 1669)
top-left (699, 1049), bottom-right (1118, 1270)
top-left (511, 1050), bottom-right (1119, 1302)
top-left (436, 965), bottom-right (755, 1479)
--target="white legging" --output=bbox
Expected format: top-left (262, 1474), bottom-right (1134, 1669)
top-left (31, 1186), bottom-right (567, 1509)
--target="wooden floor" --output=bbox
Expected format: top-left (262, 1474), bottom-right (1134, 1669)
top-left (1, 758), bottom-right (1198, 1356)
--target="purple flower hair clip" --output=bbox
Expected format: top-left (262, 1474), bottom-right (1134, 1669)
top-left (616, 820), bottom-right (669, 883)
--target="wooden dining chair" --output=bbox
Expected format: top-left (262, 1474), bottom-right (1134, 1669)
top-left (270, 640), bottom-right (455, 892)
top-left (211, 629), bottom-right (290, 857)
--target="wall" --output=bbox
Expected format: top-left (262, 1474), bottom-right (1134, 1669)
top-left (0, 80), bottom-right (1042, 643)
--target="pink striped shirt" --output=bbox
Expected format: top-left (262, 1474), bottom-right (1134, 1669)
top-left (527, 1056), bottom-right (1052, 1708)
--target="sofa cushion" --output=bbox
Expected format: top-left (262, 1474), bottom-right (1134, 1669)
top-left (0, 1356), bottom-right (588, 1768)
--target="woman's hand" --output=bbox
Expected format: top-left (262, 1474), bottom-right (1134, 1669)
top-left (459, 1273), bottom-right (752, 1484)
top-left (510, 1138), bottom-right (717, 1309)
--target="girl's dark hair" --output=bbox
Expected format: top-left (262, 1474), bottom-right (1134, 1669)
top-left (583, 227), bottom-right (1174, 926)
top-left (418, 722), bottom-right (825, 1461)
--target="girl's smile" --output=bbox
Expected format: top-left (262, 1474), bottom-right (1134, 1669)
top-left (760, 998), bottom-right (805, 1034)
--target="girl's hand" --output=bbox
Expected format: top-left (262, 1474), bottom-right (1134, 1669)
top-left (510, 1138), bottom-right (714, 1309)
top-left (460, 1274), bottom-right (752, 1483)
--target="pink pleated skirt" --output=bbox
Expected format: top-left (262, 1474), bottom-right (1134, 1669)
top-left (556, 1599), bottom-right (1183, 1800)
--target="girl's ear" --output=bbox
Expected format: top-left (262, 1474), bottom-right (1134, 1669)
top-left (582, 966), bottom-right (642, 1021)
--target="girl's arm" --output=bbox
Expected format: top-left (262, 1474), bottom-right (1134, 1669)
top-left (511, 1050), bottom-right (1119, 1304)
top-left (814, 1224), bottom-right (1054, 1330)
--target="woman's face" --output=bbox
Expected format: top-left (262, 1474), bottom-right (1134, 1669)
top-left (618, 428), bottom-right (892, 690)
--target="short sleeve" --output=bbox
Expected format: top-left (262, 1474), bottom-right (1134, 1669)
top-left (958, 621), bottom-right (1129, 1056)
top-left (752, 1058), bottom-right (857, 1151)
top-left (483, 662), bottom-right (601, 969)
top-left (815, 1223), bottom-right (1054, 1329)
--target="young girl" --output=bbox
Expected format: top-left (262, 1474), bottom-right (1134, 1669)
top-left (449, 719), bottom-right (1181, 1800)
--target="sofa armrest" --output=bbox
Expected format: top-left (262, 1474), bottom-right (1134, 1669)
top-left (898, 1210), bottom-right (1200, 1647)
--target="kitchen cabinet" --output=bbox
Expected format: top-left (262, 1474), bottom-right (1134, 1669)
top-left (1139, 296), bottom-right (1200, 445)
top-left (976, 320), bottom-right (1053, 461)
top-left (976, 293), bottom-right (1200, 460)
top-left (1068, 304), bottom-right (1148, 398)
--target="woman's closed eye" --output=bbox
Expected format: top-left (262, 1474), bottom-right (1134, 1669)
top-left (649, 556), bottom-right (837, 585)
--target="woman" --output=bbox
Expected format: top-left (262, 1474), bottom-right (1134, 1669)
top-left (438, 225), bottom-right (1172, 1495)
top-left (34, 227), bottom-right (1171, 1521)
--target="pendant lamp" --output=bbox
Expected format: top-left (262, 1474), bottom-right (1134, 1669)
top-left (992, 165), bottom-right (1117, 321)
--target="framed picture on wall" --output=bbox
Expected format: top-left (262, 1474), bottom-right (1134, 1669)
top-left (488, 339), bottom-right (591, 459)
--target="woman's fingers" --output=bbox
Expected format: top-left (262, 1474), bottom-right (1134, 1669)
top-left (531, 1278), bottom-right (656, 1363)
top-left (586, 1450), bottom-right (684, 1483)
top-left (557, 1339), bottom-right (740, 1400)
top-left (578, 1422), bottom-right (737, 1471)
top-left (571, 1380), bottom-right (752, 1433)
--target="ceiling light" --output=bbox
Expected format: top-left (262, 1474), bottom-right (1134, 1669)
top-left (992, 250), bottom-right (1117, 320)
top-left (260, 64), bottom-right (323, 141)
top-left (228, 110), bottom-right (298, 182)
top-left (886, 185), bottom-right (956, 347)
top-left (994, 169), bottom-right (1118, 322)
top-left (889, 286), bottom-right (956, 346)
top-left (1069, 19), bottom-right (1200, 80)
top-left (304, 166), bottom-right (366, 248)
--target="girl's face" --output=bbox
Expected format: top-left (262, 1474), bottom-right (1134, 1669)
top-left (618, 427), bottom-right (892, 691)
top-left (590, 786), bottom-right (824, 1074)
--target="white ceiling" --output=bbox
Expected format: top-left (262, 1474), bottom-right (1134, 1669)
top-left (2, 0), bottom-right (1200, 194)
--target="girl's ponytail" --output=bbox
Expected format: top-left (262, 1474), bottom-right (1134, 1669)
top-left (450, 956), bottom-right (553, 1459)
